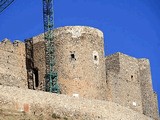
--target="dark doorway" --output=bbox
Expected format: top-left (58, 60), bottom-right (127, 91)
top-left (33, 68), bottom-right (39, 88)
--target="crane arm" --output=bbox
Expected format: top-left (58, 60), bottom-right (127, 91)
top-left (0, 0), bottom-right (14, 13)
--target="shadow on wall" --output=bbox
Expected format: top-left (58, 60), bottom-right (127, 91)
top-left (25, 38), bottom-right (39, 90)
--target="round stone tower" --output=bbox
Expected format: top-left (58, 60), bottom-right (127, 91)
top-left (53, 26), bottom-right (106, 100)
top-left (30, 26), bottom-right (106, 100)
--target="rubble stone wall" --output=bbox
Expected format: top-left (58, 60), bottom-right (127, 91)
top-left (105, 52), bottom-right (159, 120)
top-left (0, 25), bottom-right (157, 119)
top-left (0, 39), bottom-right (27, 88)
top-left (138, 59), bottom-right (159, 120)
top-left (29, 26), bottom-right (107, 100)
top-left (0, 85), bottom-right (154, 120)
top-left (105, 53), bottom-right (143, 113)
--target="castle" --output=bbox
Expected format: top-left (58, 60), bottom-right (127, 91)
top-left (0, 26), bottom-right (159, 120)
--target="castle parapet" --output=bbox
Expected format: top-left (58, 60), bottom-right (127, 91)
top-left (0, 38), bottom-right (25, 56)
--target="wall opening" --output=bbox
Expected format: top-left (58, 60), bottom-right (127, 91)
top-left (131, 75), bottom-right (133, 79)
top-left (92, 51), bottom-right (99, 65)
top-left (33, 68), bottom-right (39, 88)
top-left (70, 53), bottom-right (76, 60)
top-left (71, 54), bottom-right (75, 59)
top-left (94, 55), bottom-right (98, 61)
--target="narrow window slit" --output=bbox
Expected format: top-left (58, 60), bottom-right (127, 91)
top-left (131, 75), bottom-right (133, 79)
top-left (94, 55), bottom-right (98, 61)
top-left (71, 53), bottom-right (76, 60)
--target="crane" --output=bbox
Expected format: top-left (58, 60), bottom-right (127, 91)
top-left (0, 0), bottom-right (14, 13)
top-left (42, 0), bottom-right (60, 93)
top-left (0, 0), bottom-right (60, 93)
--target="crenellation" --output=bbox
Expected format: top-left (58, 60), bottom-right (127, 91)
top-left (0, 39), bottom-right (26, 56)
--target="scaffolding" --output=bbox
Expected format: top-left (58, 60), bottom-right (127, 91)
top-left (42, 0), bottom-right (60, 93)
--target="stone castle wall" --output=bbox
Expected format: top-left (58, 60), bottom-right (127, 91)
top-left (138, 59), bottom-right (159, 120)
top-left (24, 26), bottom-right (159, 119)
top-left (105, 53), bottom-right (143, 113)
top-left (105, 52), bottom-right (159, 120)
top-left (0, 26), bottom-right (159, 120)
top-left (0, 39), bottom-right (27, 88)
top-left (27, 26), bottom-right (107, 100)
top-left (0, 85), bottom-right (154, 120)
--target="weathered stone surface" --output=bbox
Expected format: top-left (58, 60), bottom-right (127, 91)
top-left (0, 85), bottom-right (154, 120)
top-left (0, 39), bottom-right (27, 88)
top-left (105, 52), bottom-right (159, 120)
top-left (105, 53), bottom-right (143, 113)
top-left (28, 26), bottom-right (107, 100)
top-left (0, 26), bottom-right (159, 120)
top-left (138, 59), bottom-right (159, 120)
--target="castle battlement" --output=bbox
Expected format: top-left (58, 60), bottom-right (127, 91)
top-left (0, 38), bottom-right (25, 56)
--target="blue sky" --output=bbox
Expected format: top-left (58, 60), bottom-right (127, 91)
top-left (0, 0), bottom-right (160, 111)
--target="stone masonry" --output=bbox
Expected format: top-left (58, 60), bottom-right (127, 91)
top-left (0, 38), bottom-right (27, 88)
top-left (0, 26), bottom-right (159, 120)
top-left (0, 85), bottom-right (155, 120)
top-left (105, 53), bottom-right (143, 113)
top-left (138, 59), bottom-right (159, 119)
top-left (105, 52), bottom-right (159, 120)
top-left (26, 26), bottom-right (107, 100)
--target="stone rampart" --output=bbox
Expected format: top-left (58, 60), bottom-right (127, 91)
top-left (0, 85), bottom-right (154, 120)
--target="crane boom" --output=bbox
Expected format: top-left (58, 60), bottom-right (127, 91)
top-left (42, 0), bottom-right (60, 93)
top-left (0, 0), bottom-right (14, 13)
